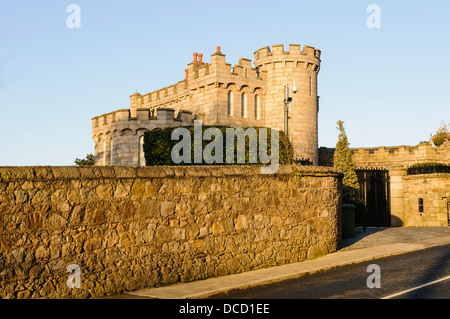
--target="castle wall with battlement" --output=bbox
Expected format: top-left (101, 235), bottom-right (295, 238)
top-left (319, 143), bottom-right (450, 170)
top-left (127, 48), bottom-right (266, 128)
top-left (92, 108), bottom-right (195, 166)
top-left (319, 143), bottom-right (449, 227)
top-left (351, 143), bottom-right (450, 169)
top-left (92, 44), bottom-right (321, 166)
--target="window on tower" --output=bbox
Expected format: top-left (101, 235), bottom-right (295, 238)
top-left (227, 91), bottom-right (232, 117)
top-left (241, 93), bottom-right (246, 118)
top-left (255, 95), bottom-right (260, 120)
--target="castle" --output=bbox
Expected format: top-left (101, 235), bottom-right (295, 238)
top-left (1, 44), bottom-right (449, 300)
top-left (92, 44), bottom-right (321, 166)
top-left (91, 43), bottom-right (450, 228)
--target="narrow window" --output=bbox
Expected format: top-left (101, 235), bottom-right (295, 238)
top-left (110, 138), bottom-right (114, 165)
top-left (309, 76), bottom-right (312, 96)
top-left (254, 95), bottom-right (260, 120)
top-left (227, 91), bottom-right (232, 117)
top-left (103, 140), bottom-right (107, 166)
top-left (241, 93), bottom-right (246, 118)
top-left (138, 135), bottom-right (145, 166)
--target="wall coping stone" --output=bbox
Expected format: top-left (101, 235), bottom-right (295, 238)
top-left (0, 165), bottom-right (342, 182)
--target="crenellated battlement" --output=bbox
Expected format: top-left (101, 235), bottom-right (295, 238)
top-left (129, 80), bottom-right (189, 114)
top-left (127, 46), bottom-right (266, 116)
top-left (92, 107), bottom-right (195, 166)
top-left (352, 143), bottom-right (450, 168)
top-left (254, 44), bottom-right (321, 71)
top-left (92, 107), bottom-right (194, 138)
top-left (319, 143), bottom-right (450, 170)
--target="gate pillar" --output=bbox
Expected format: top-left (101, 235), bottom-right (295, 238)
top-left (389, 165), bottom-right (407, 227)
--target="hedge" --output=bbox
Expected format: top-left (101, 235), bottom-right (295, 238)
top-left (143, 125), bottom-right (294, 166)
top-left (407, 162), bottom-right (450, 175)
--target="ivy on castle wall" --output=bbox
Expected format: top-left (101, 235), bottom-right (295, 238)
top-left (143, 126), bottom-right (294, 166)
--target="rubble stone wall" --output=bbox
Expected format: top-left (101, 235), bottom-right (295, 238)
top-left (0, 165), bottom-right (341, 298)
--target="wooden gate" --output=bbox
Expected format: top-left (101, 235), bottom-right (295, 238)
top-left (355, 170), bottom-right (391, 227)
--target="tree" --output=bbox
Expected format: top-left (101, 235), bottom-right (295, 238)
top-left (334, 121), bottom-right (360, 204)
top-left (431, 121), bottom-right (450, 147)
top-left (74, 153), bottom-right (95, 166)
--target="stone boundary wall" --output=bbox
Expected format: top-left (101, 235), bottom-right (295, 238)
top-left (402, 173), bottom-right (450, 227)
top-left (0, 165), bottom-right (342, 299)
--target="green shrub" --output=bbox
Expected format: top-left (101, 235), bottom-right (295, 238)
top-left (407, 162), bottom-right (450, 175)
top-left (334, 120), bottom-right (360, 204)
top-left (74, 153), bottom-right (95, 166)
top-left (432, 132), bottom-right (450, 147)
top-left (409, 162), bottom-right (448, 168)
top-left (143, 125), bottom-right (294, 166)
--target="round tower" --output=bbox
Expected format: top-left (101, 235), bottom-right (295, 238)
top-left (254, 44), bottom-right (321, 165)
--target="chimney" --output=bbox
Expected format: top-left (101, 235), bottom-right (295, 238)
top-left (216, 46), bottom-right (221, 53)
top-left (185, 68), bottom-right (188, 79)
top-left (193, 52), bottom-right (198, 62)
top-left (199, 53), bottom-right (203, 63)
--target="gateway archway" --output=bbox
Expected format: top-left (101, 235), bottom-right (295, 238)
top-left (356, 169), bottom-right (391, 227)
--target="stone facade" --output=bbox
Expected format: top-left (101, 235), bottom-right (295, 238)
top-left (0, 165), bottom-right (341, 299)
top-left (92, 44), bottom-right (321, 166)
top-left (92, 108), bottom-right (195, 166)
top-left (402, 172), bottom-right (450, 227)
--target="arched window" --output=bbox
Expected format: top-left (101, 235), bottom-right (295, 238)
top-left (241, 93), bottom-right (246, 118)
top-left (103, 140), bottom-right (107, 166)
top-left (254, 95), bottom-right (260, 120)
top-left (138, 135), bottom-right (145, 166)
top-left (110, 138), bottom-right (114, 165)
top-left (227, 91), bottom-right (232, 117)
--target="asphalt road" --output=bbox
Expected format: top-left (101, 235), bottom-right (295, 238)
top-left (209, 244), bottom-right (450, 299)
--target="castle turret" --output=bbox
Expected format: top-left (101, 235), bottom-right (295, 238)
top-left (130, 92), bottom-right (141, 118)
top-left (254, 44), bottom-right (321, 164)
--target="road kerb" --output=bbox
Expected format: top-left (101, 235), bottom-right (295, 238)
top-left (125, 240), bottom-right (447, 299)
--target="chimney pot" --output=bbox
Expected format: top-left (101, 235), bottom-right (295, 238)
top-left (216, 46), bottom-right (221, 53)
top-left (193, 52), bottom-right (198, 62)
top-left (185, 69), bottom-right (188, 79)
top-left (199, 53), bottom-right (203, 63)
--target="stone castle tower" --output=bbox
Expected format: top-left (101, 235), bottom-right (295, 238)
top-left (254, 44), bottom-right (321, 164)
top-left (92, 44), bottom-right (321, 166)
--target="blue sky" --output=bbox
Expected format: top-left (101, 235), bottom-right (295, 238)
top-left (0, 0), bottom-right (449, 166)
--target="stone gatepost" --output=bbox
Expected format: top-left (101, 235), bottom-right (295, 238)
top-left (389, 165), bottom-right (407, 227)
